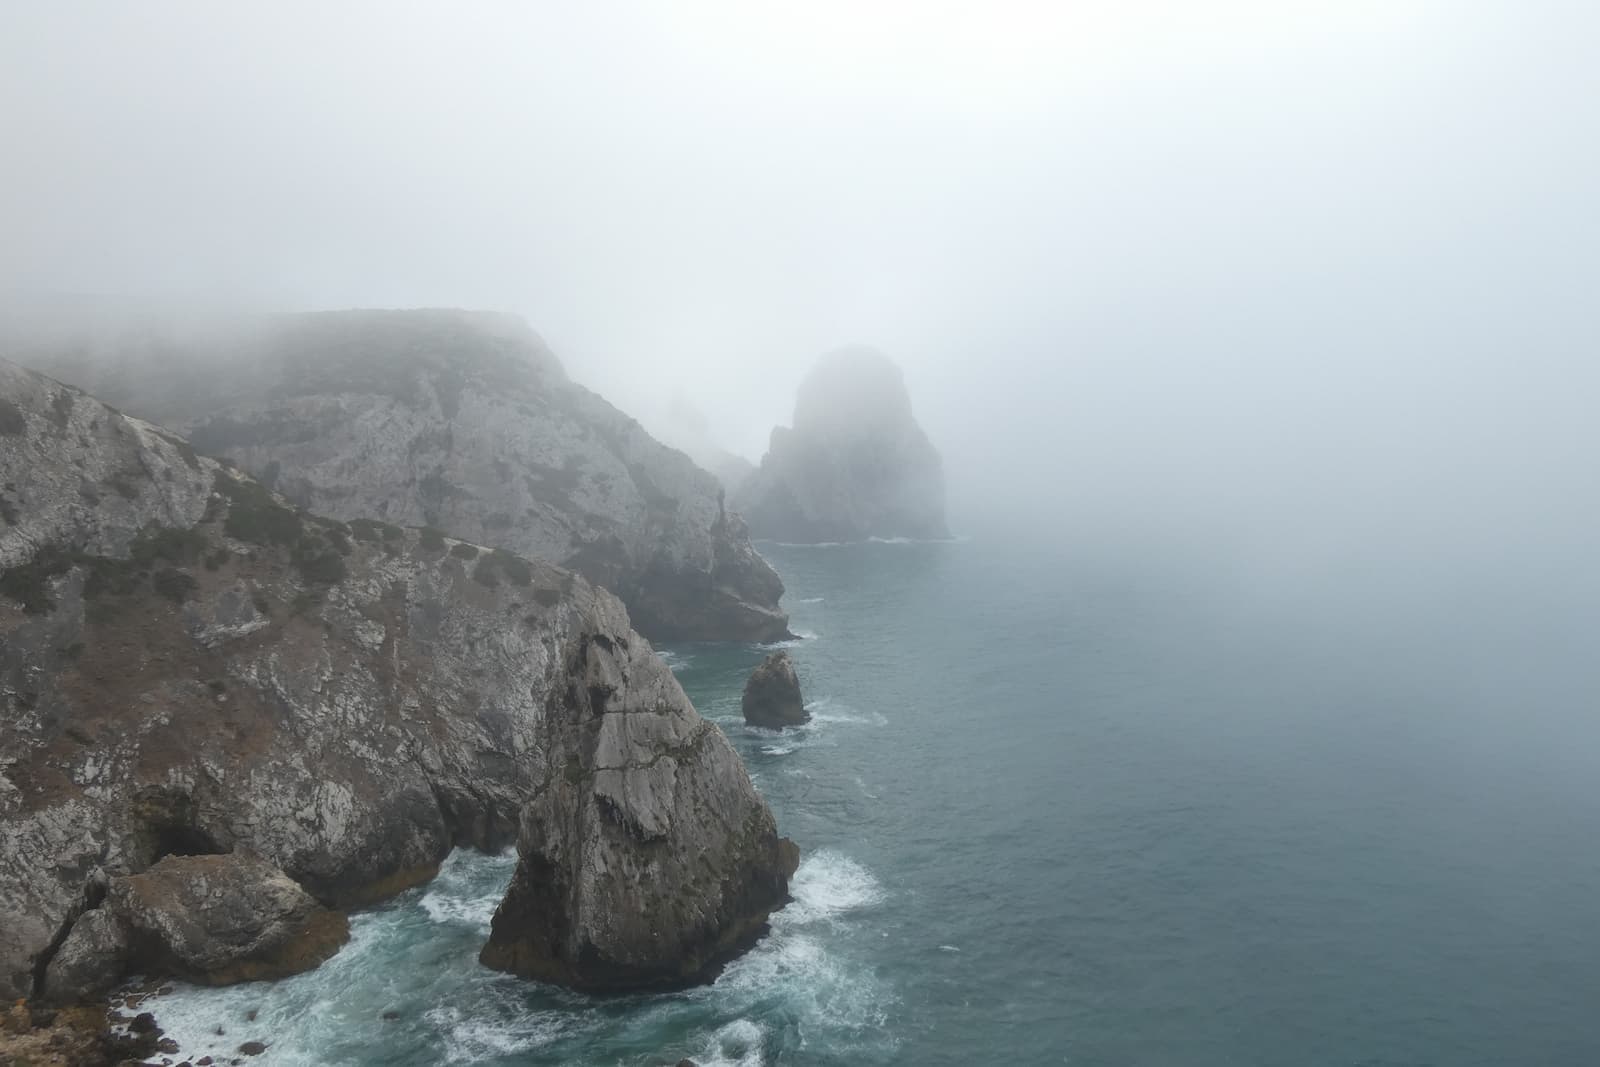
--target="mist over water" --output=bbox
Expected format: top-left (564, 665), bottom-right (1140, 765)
top-left (4, 3), bottom-right (1600, 1063)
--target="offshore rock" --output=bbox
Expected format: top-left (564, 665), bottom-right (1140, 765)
top-left (0, 359), bottom-right (793, 1001)
top-left (741, 651), bottom-right (809, 729)
top-left (16, 309), bottom-right (790, 642)
top-left (735, 346), bottom-right (948, 543)
top-left (479, 631), bottom-right (800, 991)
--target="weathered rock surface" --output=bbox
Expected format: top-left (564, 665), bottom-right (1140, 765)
top-left (39, 908), bottom-right (128, 1003)
top-left (734, 346), bottom-right (948, 543)
top-left (16, 309), bottom-right (790, 642)
top-left (741, 652), bottom-right (809, 729)
top-left (0, 359), bottom-right (795, 1001)
top-left (112, 852), bottom-right (349, 985)
top-left (481, 632), bottom-right (801, 991)
top-left (41, 852), bottom-right (345, 1001)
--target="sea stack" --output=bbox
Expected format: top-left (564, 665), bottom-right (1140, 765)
top-left (742, 651), bottom-right (809, 729)
top-left (734, 346), bottom-right (947, 543)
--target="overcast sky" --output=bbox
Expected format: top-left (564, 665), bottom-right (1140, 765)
top-left (2, 2), bottom-right (1596, 557)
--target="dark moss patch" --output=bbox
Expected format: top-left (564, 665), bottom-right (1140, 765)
top-left (104, 470), bottom-right (143, 500)
top-left (324, 527), bottom-right (352, 556)
top-left (0, 495), bottom-right (17, 526)
top-left (532, 587), bottom-right (562, 607)
top-left (418, 527), bottom-right (446, 551)
top-left (449, 542), bottom-right (480, 561)
top-left (0, 396), bottom-right (25, 435)
top-left (49, 390), bottom-right (74, 428)
top-left (152, 567), bottom-right (198, 603)
top-left (0, 544), bottom-right (77, 613)
top-left (251, 591), bottom-right (272, 615)
top-left (291, 539), bottom-right (347, 584)
top-left (473, 548), bottom-right (533, 588)
top-left (217, 472), bottom-right (304, 547)
top-left (81, 556), bottom-right (147, 601)
top-left (204, 547), bottom-right (230, 571)
top-left (131, 526), bottom-right (207, 566)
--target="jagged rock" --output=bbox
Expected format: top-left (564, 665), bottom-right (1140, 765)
top-left (741, 652), bottom-right (809, 729)
top-left (479, 632), bottom-right (801, 990)
top-left (107, 853), bottom-right (348, 986)
top-left (41, 908), bottom-right (128, 1003)
top-left (735, 346), bottom-right (948, 543)
top-left (0, 359), bottom-right (794, 1000)
top-left (14, 309), bottom-right (790, 642)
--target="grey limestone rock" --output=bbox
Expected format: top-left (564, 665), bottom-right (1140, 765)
top-left (741, 651), bottom-right (809, 729)
top-left (16, 309), bottom-right (790, 642)
top-left (107, 852), bottom-right (350, 986)
top-left (0, 359), bottom-right (795, 1001)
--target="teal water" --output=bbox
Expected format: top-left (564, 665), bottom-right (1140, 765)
top-left (141, 532), bottom-right (1600, 1065)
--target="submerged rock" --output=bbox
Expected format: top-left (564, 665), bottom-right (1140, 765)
top-left (15, 309), bottom-right (791, 643)
top-left (734, 346), bottom-right (948, 543)
top-left (741, 651), bottom-right (809, 729)
top-left (0, 359), bottom-right (794, 1001)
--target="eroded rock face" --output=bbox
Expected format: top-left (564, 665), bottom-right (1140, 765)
top-left (480, 633), bottom-right (800, 991)
top-left (15, 309), bottom-right (790, 642)
top-left (734, 346), bottom-right (948, 543)
top-left (742, 652), bottom-right (809, 729)
top-left (0, 359), bottom-right (794, 1001)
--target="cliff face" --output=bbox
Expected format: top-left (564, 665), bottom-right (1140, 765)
top-left (734, 346), bottom-right (948, 543)
top-left (0, 359), bottom-right (794, 1001)
top-left (18, 310), bottom-right (790, 642)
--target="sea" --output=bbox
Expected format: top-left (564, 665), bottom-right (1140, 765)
top-left (136, 525), bottom-right (1600, 1065)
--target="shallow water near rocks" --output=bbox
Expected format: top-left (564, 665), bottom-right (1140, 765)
top-left (140, 532), bottom-right (1600, 1064)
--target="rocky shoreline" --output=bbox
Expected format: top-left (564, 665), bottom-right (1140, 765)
top-left (0, 358), bottom-right (798, 1022)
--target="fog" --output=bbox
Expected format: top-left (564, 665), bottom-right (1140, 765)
top-left (2, 1), bottom-right (1597, 580)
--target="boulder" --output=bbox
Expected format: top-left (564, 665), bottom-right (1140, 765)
top-left (741, 652), bottom-right (809, 729)
top-left (108, 853), bottom-right (349, 986)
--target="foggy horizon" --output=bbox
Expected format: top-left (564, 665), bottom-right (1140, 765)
top-left (3, 1), bottom-right (1596, 565)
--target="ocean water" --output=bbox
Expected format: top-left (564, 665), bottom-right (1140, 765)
top-left (139, 531), bottom-right (1600, 1065)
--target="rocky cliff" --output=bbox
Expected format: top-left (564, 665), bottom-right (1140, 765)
top-left (17, 309), bottom-right (790, 642)
top-left (734, 346), bottom-right (948, 543)
top-left (0, 358), bottom-right (795, 1001)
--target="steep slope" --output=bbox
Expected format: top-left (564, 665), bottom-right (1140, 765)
top-left (0, 359), bottom-right (795, 1001)
top-left (735, 346), bottom-right (948, 543)
top-left (19, 309), bottom-right (790, 641)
